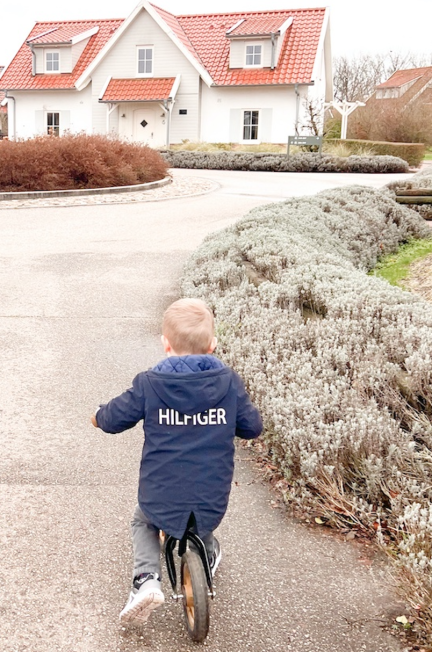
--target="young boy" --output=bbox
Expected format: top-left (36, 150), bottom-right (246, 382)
top-left (91, 298), bottom-right (262, 625)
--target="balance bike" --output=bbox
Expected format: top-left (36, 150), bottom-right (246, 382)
top-left (164, 529), bottom-right (215, 642)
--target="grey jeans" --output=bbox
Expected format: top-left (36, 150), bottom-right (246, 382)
top-left (131, 504), bottom-right (215, 579)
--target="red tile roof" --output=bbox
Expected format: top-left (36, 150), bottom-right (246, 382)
top-left (161, 7), bottom-right (327, 86)
top-left (0, 5), bottom-right (326, 91)
top-left (28, 24), bottom-right (97, 45)
top-left (0, 19), bottom-right (123, 90)
top-left (101, 77), bottom-right (176, 101)
top-left (377, 66), bottom-right (432, 88)
top-left (228, 15), bottom-right (288, 37)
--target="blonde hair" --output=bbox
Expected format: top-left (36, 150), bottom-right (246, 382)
top-left (162, 298), bottom-right (215, 355)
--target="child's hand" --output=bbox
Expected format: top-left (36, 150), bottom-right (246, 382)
top-left (91, 415), bottom-right (98, 428)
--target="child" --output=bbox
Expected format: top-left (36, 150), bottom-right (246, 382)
top-left (91, 298), bottom-right (262, 625)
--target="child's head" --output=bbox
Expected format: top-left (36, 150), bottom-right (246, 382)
top-left (161, 298), bottom-right (217, 356)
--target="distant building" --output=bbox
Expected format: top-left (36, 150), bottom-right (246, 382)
top-left (372, 66), bottom-right (432, 107)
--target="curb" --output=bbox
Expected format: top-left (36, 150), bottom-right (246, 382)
top-left (0, 176), bottom-right (172, 202)
top-left (0, 178), bottom-right (220, 211)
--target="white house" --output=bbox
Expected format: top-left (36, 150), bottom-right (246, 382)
top-left (0, 1), bottom-right (333, 147)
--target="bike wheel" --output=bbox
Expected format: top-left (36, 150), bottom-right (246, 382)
top-left (180, 550), bottom-right (210, 642)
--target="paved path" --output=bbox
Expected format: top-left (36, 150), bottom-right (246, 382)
top-left (0, 176), bottom-right (219, 210)
top-left (172, 166), bottom-right (412, 202)
top-left (0, 170), bottom-right (409, 652)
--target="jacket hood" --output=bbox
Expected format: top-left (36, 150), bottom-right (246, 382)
top-left (147, 355), bottom-right (232, 414)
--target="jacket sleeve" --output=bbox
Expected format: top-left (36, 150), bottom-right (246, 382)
top-left (234, 372), bottom-right (263, 440)
top-left (95, 373), bottom-right (146, 434)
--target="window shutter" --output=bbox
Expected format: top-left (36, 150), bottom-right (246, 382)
top-left (61, 111), bottom-right (71, 134)
top-left (35, 110), bottom-right (44, 135)
top-left (229, 109), bottom-right (241, 142)
top-left (259, 108), bottom-right (273, 142)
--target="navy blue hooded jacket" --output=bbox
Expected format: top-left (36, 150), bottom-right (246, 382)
top-left (96, 355), bottom-right (262, 539)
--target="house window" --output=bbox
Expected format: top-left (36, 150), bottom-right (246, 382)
top-left (243, 110), bottom-right (259, 141)
top-left (47, 112), bottom-right (60, 136)
top-left (137, 47), bottom-right (153, 76)
top-left (245, 44), bottom-right (262, 67)
top-left (46, 51), bottom-right (60, 73)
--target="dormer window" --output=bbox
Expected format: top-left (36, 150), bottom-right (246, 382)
top-left (245, 44), bottom-right (262, 67)
top-left (137, 47), bottom-right (153, 77)
top-left (46, 51), bottom-right (60, 73)
top-left (28, 25), bottom-right (99, 75)
top-left (227, 16), bottom-right (293, 71)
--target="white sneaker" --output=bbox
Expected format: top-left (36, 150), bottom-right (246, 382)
top-left (209, 537), bottom-right (222, 577)
top-left (119, 573), bottom-right (165, 625)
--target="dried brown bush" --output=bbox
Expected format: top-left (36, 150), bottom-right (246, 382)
top-left (349, 100), bottom-right (432, 147)
top-left (0, 134), bottom-right (169, 192)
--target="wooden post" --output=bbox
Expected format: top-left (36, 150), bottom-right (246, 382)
top-left (396, 197), bottom-right (432, 204)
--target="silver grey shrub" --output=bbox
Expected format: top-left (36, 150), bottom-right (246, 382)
top-left (387, 167), bottom-right (432, 221)
top-left (388, 166), bottom-right (432, 191)
top-left (182, 177), bottom-right (432, 628)
top-left (163, 151), bottom-right (409, 174)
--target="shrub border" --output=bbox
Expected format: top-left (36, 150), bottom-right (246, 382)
top-left (161, 150), bottom-right (409, 174)
top-left (0, 175), bottom-right (172, 202)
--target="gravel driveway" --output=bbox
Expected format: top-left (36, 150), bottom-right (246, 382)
top-left (0, 170), bottom-right (409, 652)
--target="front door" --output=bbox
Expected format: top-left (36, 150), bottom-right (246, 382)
top-left (133, 109), bottom-right (165, 148)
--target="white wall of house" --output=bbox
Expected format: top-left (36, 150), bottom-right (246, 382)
top-left (298, 53), bottom-right (326, 134)
top-left (200, 84), bottom-right (305, 144)
top-left (309, 54), bottom-right (326, 103)
top-left (12, 86), bottom-right (92, 139)
top-left (294, 34), bottom-right (331, 136)
top-left (92, 8), bottom-right (201, 144)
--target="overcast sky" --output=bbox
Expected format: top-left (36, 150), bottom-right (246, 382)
top-left (1, 0), bottom-right (431, 67)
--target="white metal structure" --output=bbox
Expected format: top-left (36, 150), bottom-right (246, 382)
top-left (325, 101), bottom-right (365, 140)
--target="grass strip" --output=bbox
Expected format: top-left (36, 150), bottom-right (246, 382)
top-left (371, 237), bottom-right (432, 287)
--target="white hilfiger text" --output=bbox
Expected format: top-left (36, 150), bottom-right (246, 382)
top-left (158, 408), bottom-right (227, 426)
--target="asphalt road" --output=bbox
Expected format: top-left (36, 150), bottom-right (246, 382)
top-left (0, 169), bottom-right (410, 652)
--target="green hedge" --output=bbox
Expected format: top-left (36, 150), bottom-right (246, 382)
top-left (326, 139), bottom-right (425, 167)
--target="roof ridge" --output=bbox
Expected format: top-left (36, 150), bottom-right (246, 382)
top-left (392, 65), bottom-right (432, 73)
top-left (33, 18), bottom-right (125, 25)
top-left (176, 7), bottom-right (326, 18)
